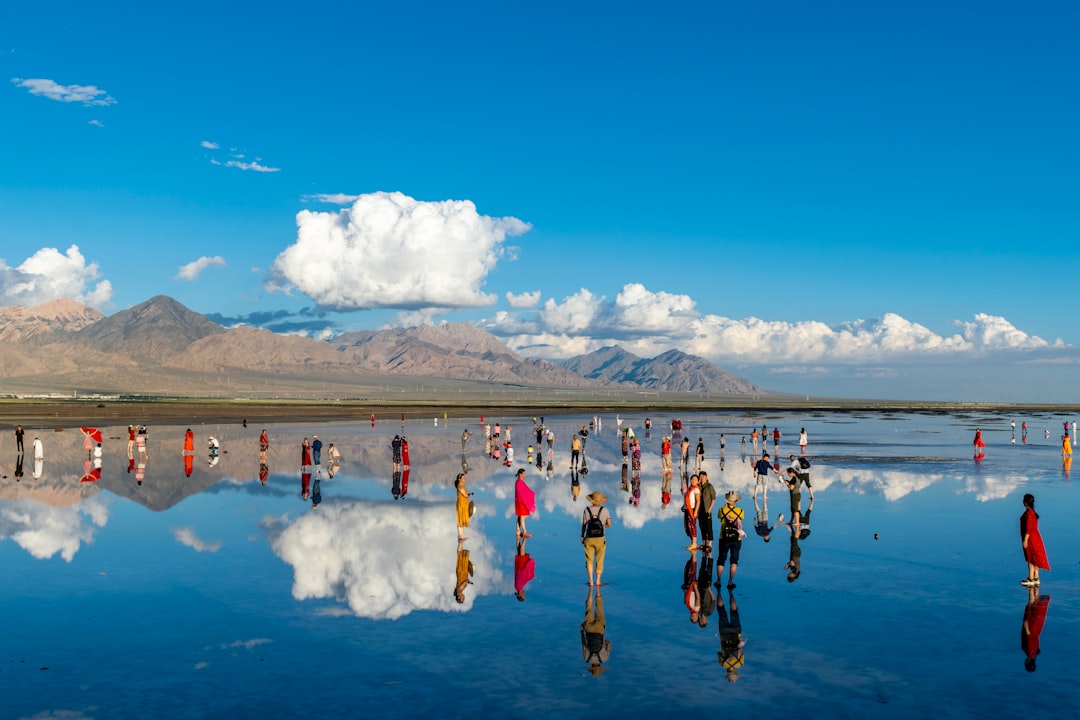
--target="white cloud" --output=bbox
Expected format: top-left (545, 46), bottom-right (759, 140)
top-left (267, 500), bottom-right (503, 619)
top-left (175, 255), bottom-right (226, 281)
top-left (173, 526), bottom-right (222, 553)
top-left (270, 191), bottom-right (531, 310)
top-left (482, 282), bottom-right (1060, 364)
top-left (0, 497), bottom-right (109, 562)
top-left (506, 290), bottom-right (541, 308)
top-left (303, 193), bottom-right (361, 205)
top-left (88, 119), bottom-right (104, 127)
top-left (200, 140), bottom-right (220, 149)
top-left (209, 158), bottom-right (280, 173)
top-left (0, 244), bottom-right (113, 308)
top-left (11, 77), bottom-right (116, 106)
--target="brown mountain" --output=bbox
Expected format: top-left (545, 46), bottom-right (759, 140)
top-left (0, 295), bottom-right (766, 397)
top-left (565, 346), bottom-right (761, 394)
top-left (72, 295), bottom-right (224, 362)
top-left (0, 298), bottom-right (104, 344)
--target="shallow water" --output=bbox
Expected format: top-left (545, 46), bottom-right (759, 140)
top-left (2, 411), bottom-right (1077, 719)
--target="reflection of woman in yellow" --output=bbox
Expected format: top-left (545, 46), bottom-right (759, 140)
top-left (455, 472), bottom-right (472, 541)
top-left (1062, 433), bottom-right (1072, 458)
top-left (453, 546), bottom-right (473, 604)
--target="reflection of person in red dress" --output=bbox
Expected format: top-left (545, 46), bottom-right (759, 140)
top-left (1020, 493), bottom-right (1050, 587)
top-left (1021, 588), bottom-right (1050, 672)
top-left (184, 453), bottom-right (194, 477)
top-left (514, 537), bottom-right (535, 601)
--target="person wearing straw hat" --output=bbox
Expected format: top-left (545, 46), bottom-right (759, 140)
top-left (581, 490), bottom-right (612, 586)
top-left (717, 491), bottom-right (746, 589)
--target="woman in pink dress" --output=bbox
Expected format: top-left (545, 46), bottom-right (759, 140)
top-left (1020, 493), bottom-right (1050, 587)
top-left (514, 468), bottom-right (536, 538)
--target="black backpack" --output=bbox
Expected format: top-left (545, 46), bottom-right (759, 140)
top-left (719, 507), bottom-right (742, 541)
top-left (798, 457), bottom-right (811, 469)
top-left (584, 506), bottom-right (606, 538)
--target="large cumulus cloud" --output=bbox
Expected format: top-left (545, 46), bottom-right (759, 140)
top-left (267, 500), bottom-right (503, 619)
top-left (482, 282), bottom-right (1059, 364)
top-left (0, 245), bottom-right (113, 308)
top-left (269, 192), bottom-right (530, 310)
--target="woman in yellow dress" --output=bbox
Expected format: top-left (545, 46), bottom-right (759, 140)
top-left (455, 472), bottom-right (473, 541)
top-left (1063, 433), bottom-right (1072, 458)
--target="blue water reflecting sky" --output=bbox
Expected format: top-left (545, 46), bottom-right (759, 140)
top-left (2, 411), bottom-right (1077, 719)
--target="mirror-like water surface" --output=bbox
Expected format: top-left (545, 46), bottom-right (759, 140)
top-left (3, 411), bottom-right (1077, 719)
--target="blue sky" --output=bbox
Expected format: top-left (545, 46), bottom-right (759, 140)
top-left (2, 1), bottom-right (1078, 402)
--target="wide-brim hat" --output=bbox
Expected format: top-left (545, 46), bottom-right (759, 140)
top-left (725, 491), bottom-right (742, 503)
top-left (586, 491), bottom-right (608, 504)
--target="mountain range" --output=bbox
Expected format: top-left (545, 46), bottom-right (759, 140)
top-left (0, 295), bottom-right (765, 397)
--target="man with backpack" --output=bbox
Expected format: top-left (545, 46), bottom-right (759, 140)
top-left (788, 454), bottom-right (815, 500)
top-left (581, 491), bottom-right (612, 586)
top-left (717, 491), bottom-right (746, 589)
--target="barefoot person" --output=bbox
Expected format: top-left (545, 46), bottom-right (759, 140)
top-left (1020, 493), bottom-right (1050, 587)
top-left (581, 491), bottom-right (612, 586)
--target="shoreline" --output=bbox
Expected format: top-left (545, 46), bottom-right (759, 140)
top-left (2, 397), bottom-right (1077, 429)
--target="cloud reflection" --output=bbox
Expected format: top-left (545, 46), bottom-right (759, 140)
top-left (0, 497), bottom-right (108, 561)
top-left (267, 500), bottom-right (503, 619)
top-left (173, 526), bottom-right (223, 553)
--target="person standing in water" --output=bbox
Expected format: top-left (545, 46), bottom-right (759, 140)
top-left (514, 468), bottom-right (536, 539)
top-left (455, 472), bottom-right (472, 541)
top-left (1020, 493), bottom-right (1050, 587)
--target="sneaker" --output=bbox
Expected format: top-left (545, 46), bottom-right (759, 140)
top-left (1020, 578), bottom-right (1035, 586)
top-left (1033, 577), bottom-right (1041, 585)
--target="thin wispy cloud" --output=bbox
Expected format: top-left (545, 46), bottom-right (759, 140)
top-left (88, 119), bottom-right (104, 127)
top-left (176, 255), bottom-right (226, 281)
top-left (202, 141), bottom-right (280, 172)
top-left (11, 77), bottom-right (116, 106)
top-left (303, 193), bottom-right (362, 205)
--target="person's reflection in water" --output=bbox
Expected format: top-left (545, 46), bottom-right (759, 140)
top-left (14, 453), bottom-right (24, 482)
top-left (514, 536), bottom-right (535, 601)
top-left (184, 453), bottom-right (194, 477)
top-left (311, 474), bottom-right (322, 508)
top-left (1063, 456), bottom-right (1072, 479)
top-left (392, 470), bottom-right (402, 499)
top-left (683, 552), bottom-right (700, 623)
top-left (581, 586), bottom-right (611, 676)
top-left (570, 469), bottom-right (581, 502)
top-left (784, 520), bottom-right (802, 583)
top-left (301, 468), bottom-right (312, 502)
top-left (717, 589), bottom-right (745, 682)
top-left (753, 494), bottom-right (779, 543)
top-left (697, 553), bottom-right (716, 629)
top-left (259, 462), bottom-right (268, 486)
top-left (454, 542), bottom-right (474, 604)
top-left (1021, 586), bottom-right (1050, 672)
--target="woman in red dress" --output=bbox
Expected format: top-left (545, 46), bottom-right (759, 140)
top-left (514, 468), bottom-right (536, 539)
top-left (1020, 493), bottom-right (1050, 587)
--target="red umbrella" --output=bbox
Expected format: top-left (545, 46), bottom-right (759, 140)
top-left (81, 427), bottom-right (103, 443)
top-left (80, 467), bottom-right (101, 483)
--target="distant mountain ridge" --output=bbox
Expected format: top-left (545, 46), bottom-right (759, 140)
top-left (0, 296), bottom-right (767, 396)
top-left (564, 345), bottom-right (762, 394)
